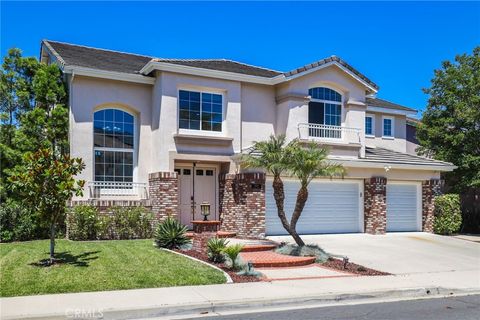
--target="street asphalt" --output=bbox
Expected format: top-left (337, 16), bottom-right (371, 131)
top-left (189, 295), bottom-right (480, 320)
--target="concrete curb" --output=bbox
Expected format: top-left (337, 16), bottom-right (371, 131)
top-left (159, 248), bottom-right (233, 284)
top-left (5, 287), bottom-right (479, 320)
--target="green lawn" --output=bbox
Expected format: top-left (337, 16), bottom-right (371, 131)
top-left (0, 239), bottom-right (226, 297)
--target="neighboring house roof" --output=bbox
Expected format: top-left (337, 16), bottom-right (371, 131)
top-left (41, 40), bottom-right (377, 89)
top-left (407, 117), bottom-right (421, 127)
top-left (364, 147), bottom-right (452, 168)
top-left (366, 97), bottom-right (416, 112)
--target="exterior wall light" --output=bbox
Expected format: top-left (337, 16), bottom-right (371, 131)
top-left (200, 202), bottom-right (210, 221)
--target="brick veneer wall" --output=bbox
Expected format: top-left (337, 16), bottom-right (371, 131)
top-left (364, 177), bottom-right (387, 234)
top-left (219, 173), bottom-right (266, 238)
top-left (149, 171), bottom-right (179, 222)
top-left (422, 179), bottom-right (443, 233)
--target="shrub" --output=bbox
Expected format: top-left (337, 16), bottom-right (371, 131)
top-left (111, 206), bottom-right (154, 239)
top-left (0, 200), bottom-right (47, 242)
top-left (207, 238), bottom-right (229, 263)
top-left (96, 214), bottom-right (114, 240)
top-left (67, 205), bottom-right (99, 241)
top-left (275, 244), bottom-right (330, 263)
top-left (223, 244), bottom-right (244, 270)
top-left (155, 217), bottom-right (191, 249)
top-left (434, 194), bottom-right (462, 235)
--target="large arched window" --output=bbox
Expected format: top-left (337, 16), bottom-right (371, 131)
top-left (308, 87), bottom-right (342, 127)
top-left (93, 109), bottom-right (135, 183)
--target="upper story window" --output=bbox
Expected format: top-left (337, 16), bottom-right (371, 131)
top-left (93, 109), bottom-right (135, 182)
top-left (308, 87), bottom-right (342, 127)
top-left (365, 115), bottom-right (374, 136)
top-left (179, 90), bottom-right (222, 132)
top-left (382, 116), bottom-right (394, 138)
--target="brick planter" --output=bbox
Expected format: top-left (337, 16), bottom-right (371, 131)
top-left (192, 220), bottom-right (221, 233)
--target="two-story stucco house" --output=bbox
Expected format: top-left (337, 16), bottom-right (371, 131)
top-left (40, 40), bottom-right (455, 238)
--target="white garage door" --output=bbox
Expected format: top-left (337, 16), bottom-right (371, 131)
top-left (266, 179), bottom-right (362, 235)
top-left (386, 183), bottom-right (421, 232)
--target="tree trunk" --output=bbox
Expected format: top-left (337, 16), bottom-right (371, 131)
top-left (289, 185), bottom-right (309, 246)
top-left (49, 223), bottom-right (55, 263)
top-left (272, 175), bottom-right (290, 231)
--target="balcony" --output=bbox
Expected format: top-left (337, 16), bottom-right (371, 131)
top-left (88, 181), bottom-right (148, 199)
top-left (298, 123), bottom-right (362, 146)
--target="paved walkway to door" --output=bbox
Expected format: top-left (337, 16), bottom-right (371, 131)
top-left (268, 232), bottom-right (480, 275)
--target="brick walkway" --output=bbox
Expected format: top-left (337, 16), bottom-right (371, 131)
top-left (240, 251), bottom-right (316, 268)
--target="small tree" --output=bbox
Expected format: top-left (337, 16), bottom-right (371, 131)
top-left (9, 149), bottom-right (85, 263)
top-left (242, 135), bottom-right (344, 246)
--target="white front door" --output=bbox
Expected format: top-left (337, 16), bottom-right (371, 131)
top-left (176, 166), bottom-right (217, 228)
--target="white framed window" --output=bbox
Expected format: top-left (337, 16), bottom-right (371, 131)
top-left (365, 114), bottom-right (375, 137)
top-left (382, 116), bottom-right (395, 139)
top-left (178, 90), bottom-right (223, 132)
top-left (93, 109), bottom-right (135, 182)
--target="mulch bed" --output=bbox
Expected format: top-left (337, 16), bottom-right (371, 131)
top-left (174, 249), bottom-right (260, 283)
top-left (321, 258), bottom-right (390, 276)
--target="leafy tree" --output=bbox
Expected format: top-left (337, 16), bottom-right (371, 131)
top-left (242, 135), bottom-right (344, 246)
top-left (9, 149), bottom-right (84, 263)
top-left (417, 47), bottom-right (480, 192)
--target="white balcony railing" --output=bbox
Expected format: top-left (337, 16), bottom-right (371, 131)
top-left (298, 123), bottom-right (361, 145)
top-left (88, 181), bottom-right (148, 199)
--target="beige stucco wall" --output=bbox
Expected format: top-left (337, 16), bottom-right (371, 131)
top-left (241, 83), bottom-right (276, 149)
top-left (70, 76), bottom-right (153, 199)
top-left (365, 112), bottom-right (407, 152)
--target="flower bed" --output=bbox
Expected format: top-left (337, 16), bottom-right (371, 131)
top-left (322, 258), bottom-right (390, 276)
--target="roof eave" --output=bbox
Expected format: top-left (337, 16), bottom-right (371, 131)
top-left (332, 158), bottom-right (456, 172)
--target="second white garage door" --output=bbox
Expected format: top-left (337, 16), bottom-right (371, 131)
top-left (386, 182), bottom-right (421, 232)
top-left (265, 179), bottom-right (362, 235)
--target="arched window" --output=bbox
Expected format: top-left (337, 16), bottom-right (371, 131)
top-left (308, 87), bottom-right (342, 127)
top-left (93, 109), bottom-right (135, 183)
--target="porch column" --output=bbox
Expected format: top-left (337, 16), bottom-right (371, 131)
top-left (364, 177), bottom-right (387, 234)
top-left (422, 179), bottom-right (443, 233)
top-left (219, 173), bottom-right (266, 238)
top-left (148, 171), bottom-right (178, 224)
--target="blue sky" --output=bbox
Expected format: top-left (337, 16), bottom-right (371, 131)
top-left (2, 1), bottom-right (479, 115)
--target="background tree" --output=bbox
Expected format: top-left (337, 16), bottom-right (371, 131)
top-left (9, 149), bottom-right (85, 263)
top-left (242, 135), bottom-right (344, 246)
top-left (416, 47), bottom-right (480, 193)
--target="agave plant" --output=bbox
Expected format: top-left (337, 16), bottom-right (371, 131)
top-left (223, 244), bottom-right (244, 270)
top-left (207, 237), bottom-right (229, 263)
top-left (154, 217), bottom-right (191, 249)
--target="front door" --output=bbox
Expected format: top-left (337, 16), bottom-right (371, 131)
top-left (175, 166), bottom-right (217, 228)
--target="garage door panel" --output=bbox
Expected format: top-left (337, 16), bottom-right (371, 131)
top-left (266, 180), bottom-right (361, 235)
top-left (386, 183), bottom-right (420, 232)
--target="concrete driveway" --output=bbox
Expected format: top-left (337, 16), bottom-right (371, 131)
top-left (268, 232), bottom-right (480, 275)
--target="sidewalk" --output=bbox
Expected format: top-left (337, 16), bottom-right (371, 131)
top-left (2, 269), bottom-right (479, 320)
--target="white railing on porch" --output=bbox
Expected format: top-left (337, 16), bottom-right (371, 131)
top-left (88, 181), bottom-right (148, 199)
top-left (298, 123), bottom-right (361, 144)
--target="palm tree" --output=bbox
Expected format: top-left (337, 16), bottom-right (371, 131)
top-left (242, 135), bottom-right (344, 246)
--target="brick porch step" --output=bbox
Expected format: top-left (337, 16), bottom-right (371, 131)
top-left (240, 251), bottom-right (316, 268)
top-left (241, 244), bottom-right (278, 252)
top-left (186, 231), bottom-right (236, 239)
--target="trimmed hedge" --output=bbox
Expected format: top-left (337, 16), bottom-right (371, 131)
top-left (433, 194), bottom-right (462, 235)
top-left (67, 205), bottom-right (154, 240)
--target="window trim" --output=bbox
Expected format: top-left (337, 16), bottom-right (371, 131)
top-left (177, 88), bottom-right (225, 135)
top-left (92, 107), bottom-right (137, 183)
top-left (308, 86), bottom-right (343, 127)
top-left (365, 114), bottom-right (375, 137)
top-left (382, 116), bottom-right (395, 139)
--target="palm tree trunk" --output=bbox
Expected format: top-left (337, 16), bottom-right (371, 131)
top-left (272, 175), bottom-right (290, 231)
top-left (49, 223), bottom-right (55, 263)
top-left (289, 185), bottom-right (309, 246)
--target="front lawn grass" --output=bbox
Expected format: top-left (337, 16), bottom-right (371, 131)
top-left (0, 239), bottom-right (226, 297)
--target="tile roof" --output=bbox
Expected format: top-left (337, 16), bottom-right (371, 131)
top-left (366, 97), bottom-right (416, 112)
top-left (42, 40), bottom-right (377, 88)
top-left (283, 56), bottom-right (379, 90)
top-left (365, 147), bottom-right (453, 167)
top-left (43, 40), bottom-right (282, 78)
